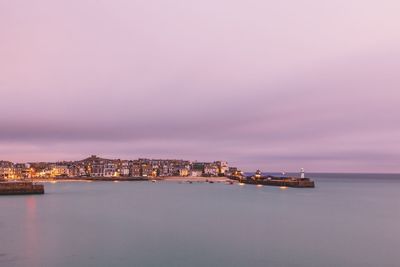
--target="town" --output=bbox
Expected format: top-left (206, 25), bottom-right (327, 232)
top-left (0, 155), bottom-right (315, 195)
top-left (0, 155), bottom-right (240, 180)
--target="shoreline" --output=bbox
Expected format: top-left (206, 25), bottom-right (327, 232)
top-left (27, 176), bottom-right (234, 183)
top-left (160, 176), bottom-right (231, 183)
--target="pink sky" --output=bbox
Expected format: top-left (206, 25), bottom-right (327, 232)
top-left (1, 0), bottom-right (400, 172)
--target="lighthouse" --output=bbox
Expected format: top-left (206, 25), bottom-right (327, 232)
top-left (300, 168), bottom-right (305, 179)
top-left (254, 169), bottom-right (262, 181)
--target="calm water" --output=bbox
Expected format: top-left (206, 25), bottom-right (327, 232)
top-left (1, 174), bottom-right (400, 267)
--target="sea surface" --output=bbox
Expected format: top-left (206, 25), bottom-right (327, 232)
top-left (1, 173), bottom-right (400, 267)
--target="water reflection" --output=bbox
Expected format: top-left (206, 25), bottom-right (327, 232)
top-left (24, 196), bottom-right (39, 264)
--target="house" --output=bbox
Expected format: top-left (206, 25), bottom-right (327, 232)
top-left (178, 167), bottom-right (189, 177)
top-left (141, 164), bottom-right (153, 177)
top-left (68, 164), bottom-right (87, 177)
top-left (104, 162), bottom-right (117, 177)
top-left (225, 167), bottom-right (238, 176)
top-left (83, 155), bottom-right (106, 177)
top-left (120, 161), bottom-right (130, 177)
top-left (52, 165), bottom-right (70, 177)
top-left (130, 163), bottom-right (141, 177)
top-left (204, 164), bottom-right (219, 177)
top-left (215, 161), bottom-right (229, 175)
top-left (14, 163), bottom-right (31, 179)
top-left (190, 170), bottom-right (203, 177)
top-left (0, 161), bottom-right (14, 180)
top-left (191, 162), bottom-right (207, 177)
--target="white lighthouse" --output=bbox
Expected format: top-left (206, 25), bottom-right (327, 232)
top-left (300, 168), bottom-right (305, 179)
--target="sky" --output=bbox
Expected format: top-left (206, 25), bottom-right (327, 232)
top-left (1, 0), bottom-right (400, 172)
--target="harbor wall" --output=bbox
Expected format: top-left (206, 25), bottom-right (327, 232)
top-left (0, 182), bottom-right (45, 195)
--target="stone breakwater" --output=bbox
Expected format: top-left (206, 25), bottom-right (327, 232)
top-left (0, 182), bottom-right (45, 195)
top-left (255, 177), bottom-right (315, 188)
top-left (230, 176), bottom-right (315, 188)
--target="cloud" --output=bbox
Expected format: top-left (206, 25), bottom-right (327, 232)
top-left (0, 0), bottom-right (400, 172)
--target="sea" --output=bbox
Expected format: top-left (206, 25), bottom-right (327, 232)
top-left (1, 173), bottom-right (399, 267)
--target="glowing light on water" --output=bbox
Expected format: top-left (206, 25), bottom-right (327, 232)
top-left (239, 183), bottom-right (245, 186)
top-left (256, 184), bottom-right (263, 187)
top-left (280, 186), bottom-right (288, 190)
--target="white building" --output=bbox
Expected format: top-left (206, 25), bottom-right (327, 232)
top-left (216, 161), bottom-right (229, 175)
top-left (204, 164), bottom-right (219, 176)
top-left (52, 165), bottom-right (70, 177)
top-left (120, 162), bottom-right (130, 176)
top-left (104, 162), bottom-right (117, 177)
top-left (190, 170), bottom-right (203, 177)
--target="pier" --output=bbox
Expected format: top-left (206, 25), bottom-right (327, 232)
top-left (229, 169), bottom-right (315, 188)
top-left (0, 181), bottom-right (45, 195)
top-left (244, 176), bottom-right (315, 188)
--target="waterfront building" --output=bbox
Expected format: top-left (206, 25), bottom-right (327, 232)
top-left (160, 164), bottom-right (169, 176)
top-left (29, 162), bottom-right (50, 178)
top-left (159, 163), bottom-right (178, 176)
top-left (190, 170), bottom-right (203, 177)
top-left (0, 156), bottom-right (239, 180)
top-left (52, 165), bottom-right (70, 177)
top-left (169, 164), bottom-right (179, 176)
top-left (120, 161), bottom-right (130, 177)
top-left (151, 169), bottom-right (158, 177)
top-left (68, 164), bottom-right (87, 177)
top-left (0, 161), bottom-right (15, 180)
top-left (91, 163), bottom-right (104, 177)
top-left (104, 162), bottom-right (118, 177)
top-left (225, 167), bottom-right (238, 176)
top-left (14, 163), bottom-right (32, 179)
top-left (130, 163), bottom-right (141, 177)
top-left (141, 164), bottom-right (153, 177)
top-left (152, 164), bottom-right (161, 176)
top-left (82, 155), bottom-right (106, 177)
top-left (215, 161), bottom-right (229, 175)
top-left (204, 163), bottom-right (219, 176)
top-left (191, 162), bottom-right (206, 177)
top-left (37, 168), bottom-right (53, 178)
top-left (178, 167), bottom-right (189, 177)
